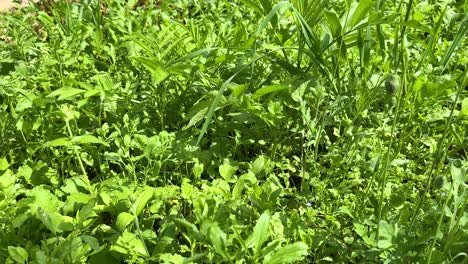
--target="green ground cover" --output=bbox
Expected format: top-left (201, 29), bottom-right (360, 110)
top-left (0, 0), bottom-right (467, 263)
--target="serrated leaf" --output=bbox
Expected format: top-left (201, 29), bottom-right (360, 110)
top-left (246, 210), bottom-right (271, 253)
top-left (116, 212), bottom-right (135, 232)
top-left (8, 246), bottom-right (28, 263)
top-left (264, 242), bottom-right (309, 264)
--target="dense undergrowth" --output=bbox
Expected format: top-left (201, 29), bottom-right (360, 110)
top-left (0, 0), bottom-right (467, 263)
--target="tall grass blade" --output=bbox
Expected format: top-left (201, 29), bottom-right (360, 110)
top-left (440, 14), bottom-right (468, 70)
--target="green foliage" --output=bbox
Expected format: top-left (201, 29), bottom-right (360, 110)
top-left (0, 0), bottom-right (467, 263)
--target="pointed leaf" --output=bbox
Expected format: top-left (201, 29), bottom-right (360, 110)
top-left (173, 218), bottom-right (202, 241)
top-left (134, 187), bottom-right (154, 216)
top-left (342, 0), bottom-right (374, 31)
top-left (116, 212), bottom-right (135, 232)
top-left (207, 221), bottom-right (228, 259)
top-left (0, 157), bottom-right (9, 170)
top-left (42, 137), bottom-right (71, 148)
top-left (246, 210), bottom-right (271, 253)
top-left (47, 87), bottom-right (86, 100)
top-left (252, 85), bottom-right (289, 100)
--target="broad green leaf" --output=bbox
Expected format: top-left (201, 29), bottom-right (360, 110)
top-left (63, 192), bottom-right (93, 215)
top-left (36, 207), bottom-right (73, 234)
top-left (15, 95), bottom-right (34, 112)
top-left (353, 222), bottom-right (376, 246)
top-left (80, 235), bottom-right (100, 251)
top-left (260, 240), bottom-right (282, 260)
top-left (110, 231), bottom-right (149, 257)
top-left (76, 199), bottom-right (98, 223)
top-left (451, 163), bottom-right (466, 194)
top-left (246, 210), bottom-right (271, 253)
top-left (233, 171), bottom-right (257, 199)
top-left (134, 186), bottom-right (154, 216)
top-left (264, 242), bottom-right (309, 264)
top-left (173, 218), bottom-right (202, 241)
top-left (17, 164), bottom-right (32, 183)
top-left (42, 137), bottom-right (71, 148)
top-left (377, 220), bottom-right (394, 249)
top-left (83, 89), bottom-right (101, 98)
top-left (116, 212), bottom-right (135, 232)
top-left (35, 250), bottom-right (47, 264)
top-left (47, 87), bottom-right (86, 100)
top-left (192, 161), bottom-right (204, 180)
top-left (93, 73), bottom-right (114, 91)
top-left (30, 187), bottom-right (62, 214)
top-left (252, 85), bottom-right (289, 100)
top-left (206, 220), bottom-right (228, 259)
top-left (8, 246), bottom-right (28, 263)
top-left (219, 159), bottom-right (238, 182)
top-left (252, 156), bottom-right (267, 175)
top-left (324, 10), bottom-right (342, 37)
top-left (342, 0), bottom-right (374, 31)
top-left (0, 157), bottom-right (9, 170)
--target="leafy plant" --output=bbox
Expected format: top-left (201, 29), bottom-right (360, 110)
top-left (0, 0), bottom-right (467, 263)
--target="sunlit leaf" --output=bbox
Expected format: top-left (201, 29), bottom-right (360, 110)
top-left (134, 186), bottom-right (154, 216)
top-left (8, 246), bottom-right (28, 264)
top-left (116, 212), bottom-right (135, 232)
top-left (264, 242), bottom-right (309, 264)
top-left (246, 210), bottom-right (271, 253)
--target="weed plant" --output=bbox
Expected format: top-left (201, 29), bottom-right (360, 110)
top-left (0, 0), bottom-right (467, 263)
